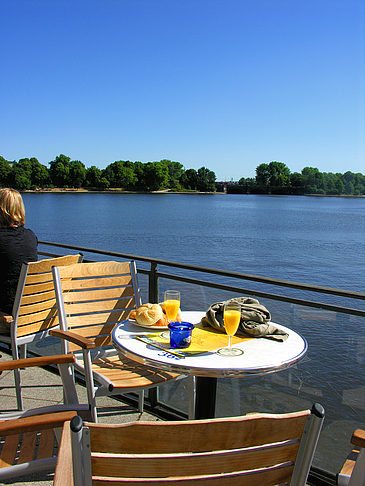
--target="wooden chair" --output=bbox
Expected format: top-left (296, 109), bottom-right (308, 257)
top-left (54, 403), bottom-right (325, 486)
top-left (50, 261), bottom-right (180, 423)
top-left (0, 253), bottom-right (83, 410)
top-left (338, 429), bottom-right (365, 486)
top-left (0, 354), bottom-right (89, 481)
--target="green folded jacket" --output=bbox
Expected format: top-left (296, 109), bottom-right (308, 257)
top-left (201, 296), bottom-right (288, 342)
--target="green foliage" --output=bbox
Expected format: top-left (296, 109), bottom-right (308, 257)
top-left (69, 160), bottom-right (86, 188)
top-left (143, 162), bottom-right (169, 191)
top-left (49, 154), bottom-right (71, 187)
top-left (0, 152), bottom-right (363, 195)
top-left (180, 169), bottom-right (198, 190)
top-left (197, 167), bottom-right (216, 191)
top-left (102, 161), bottom-right (137, 189)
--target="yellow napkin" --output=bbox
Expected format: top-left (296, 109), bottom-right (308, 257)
top-left (149, 324), bottom-right (252, 354)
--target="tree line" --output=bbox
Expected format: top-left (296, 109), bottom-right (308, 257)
top-left (0, 155), bottom-right (216, 192)
top-left (217, 161), bottom-right (365, 196)
top-left (0, 155), bottom-right (363, 195)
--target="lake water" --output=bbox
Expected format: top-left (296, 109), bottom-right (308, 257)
top-left (23, 193), bottom-right (365, 473)
top-left (24, 193), bottom-right (365, 292)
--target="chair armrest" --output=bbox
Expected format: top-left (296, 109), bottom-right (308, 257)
top-left (352, 429), bottom-right (365, 449)
top-left (0, 312), bottom-right (13, 324)
top-left (0, 410), bottom-right (77, 436)
top-left (0, 354), bottom-right (76, 372)
top-left (54, 421), bottom-right (74, 486)
top-left (50, 329), bottom-right (96, 349)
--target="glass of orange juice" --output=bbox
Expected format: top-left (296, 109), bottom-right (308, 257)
top-left (217, 301), bottom-right (243, 356)
top-left (164, 290), bottom-right (180, 323)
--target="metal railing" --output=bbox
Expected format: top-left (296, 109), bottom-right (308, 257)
top-left (39, 240), bottom-right (365, 317)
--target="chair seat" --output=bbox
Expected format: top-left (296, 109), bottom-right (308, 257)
top-left (77, 353), bottom-right (179, 391)
top-left (0, 428), bottom-right (57, 470)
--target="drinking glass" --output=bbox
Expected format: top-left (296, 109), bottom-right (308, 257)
top-left (217, 301), bottom-right (243, 356)
top-left (164, 290), bottom-right (181, 323)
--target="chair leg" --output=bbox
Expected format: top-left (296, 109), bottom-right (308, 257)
top-left (188, 375), bottom-right (196, 419)
top-left (138, 390), bottom-right (144, 412)
top-left (19, 344), bottom-right (27, 360)
top-left (14, 368), bottom-right (23, 411)
top-left (12, 346), bottom-right (23, 411)
top-left (82, 350), bottom-right (98, 423)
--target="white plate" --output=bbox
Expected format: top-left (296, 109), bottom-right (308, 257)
top-left (128, 318), bottom-right (169, 330)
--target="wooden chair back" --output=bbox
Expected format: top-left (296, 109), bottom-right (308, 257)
top-left (53, 261), bottom-right (141, 352)
top-left (338, 429), bottom-right (365, 486)
top-left (61, 403), bottom-right (324, 486)
top-left (13, 254), bottom-right (83, 339)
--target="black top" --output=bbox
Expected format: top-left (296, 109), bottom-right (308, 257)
top-left (0, 226), bottom-right (38, 314)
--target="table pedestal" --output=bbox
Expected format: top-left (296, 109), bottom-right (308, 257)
top-left (195, 377), bottom-right (217, 419)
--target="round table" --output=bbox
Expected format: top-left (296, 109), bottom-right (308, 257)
top-left (112, 311), bottom-right (307, 418)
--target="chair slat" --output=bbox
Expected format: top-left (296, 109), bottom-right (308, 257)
top-left (22, 272), bottom-right (53, 284)
top-left (62, 286), bottom-right (134, 303)
top-left (16, 317), bottom-right (59, 337)
top-left (17, 431), bottom-right (37, 464)
top-left (22, 281), bottom-right (56, 295)
top-left (57, 261), bottom-right (132, 279)
top-left (67, 311), bottom-right (130, 327)
top-left (61, 275), bottom-right (133, 292)
top-left (67, 323), bottom-right (118, 338)
top-left (18, 298), bottom-right (57, 316)
top-left (88, 413), bottom-right (309, 454)
top-left (64, 298), bottom-right (135, 315)
top-left (91, 464), bottom-right (294, 485)
top-left (0, 434), bottom-right (19, 468)
top-left (91, 441), bottom-right (299, 477)
top-left (27, 255), bottom-right (81, 274)
top-left (83, 356), bottom-right (179, 388)
top-left (19, 290), bottom-right (55, 306)
top-left (36, 428), bottom-right (56, 460)
top-left (17, 307), bottom-right (58, 327)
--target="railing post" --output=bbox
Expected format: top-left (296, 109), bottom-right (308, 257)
top-left (149, 262), bottom-right (159, 303)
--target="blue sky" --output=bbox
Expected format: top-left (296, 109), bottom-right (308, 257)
top-left (1, 0), bottom-right (364, 181)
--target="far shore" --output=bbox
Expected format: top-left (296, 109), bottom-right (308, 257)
top-left (21, 188), bottom-right (365, 197)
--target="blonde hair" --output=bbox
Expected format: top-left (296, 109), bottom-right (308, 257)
top-left (0, 188), bottom-right (25, 227)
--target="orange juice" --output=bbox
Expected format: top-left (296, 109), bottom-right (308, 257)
top-left (224, 309), bottom-right (241, 336)
top-left (165, 299), bottom-right (180, 321)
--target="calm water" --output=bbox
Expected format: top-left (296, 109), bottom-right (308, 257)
top-left (23, 193), bottom-right (365, 472)
top-left (24, 193), bottom-right (365, 292)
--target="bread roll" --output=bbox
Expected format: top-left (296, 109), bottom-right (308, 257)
top-left (135, 303), bottom-right (163, 326)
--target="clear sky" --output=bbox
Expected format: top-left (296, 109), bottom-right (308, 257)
top-left (1, 0), bottom-right (364, 181)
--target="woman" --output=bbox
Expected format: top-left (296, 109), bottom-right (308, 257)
top-left (0, 188), bottom-right (38, 317)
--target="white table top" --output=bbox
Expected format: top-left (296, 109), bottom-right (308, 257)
top-left (112, 311), bottom-right (307, 378)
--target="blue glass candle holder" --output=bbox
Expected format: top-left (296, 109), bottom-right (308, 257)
top-left (168, 322), bottom-right (194, 349)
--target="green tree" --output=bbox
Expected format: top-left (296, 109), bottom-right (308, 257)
top-left (180, 169), bottom-right (198, 190)
top-left (103, 161), bottom-right (137, 188)
top-left (68, 160), bottom-right (86, 188)
top-left (49, 154), bottom-right (71, 187)
top-left (196, 167), bottom-right (216, 192)
top-left (160, 160), bottom-right (184, 189)
top-left (9, 160), bottom-right (31, 190)
top-left (301, 167), bottom-right (322, 193)
top-left (268, 161), bottom-right (290, 187)
top-left (255, 163), bottom-right (270, 187)
top-left (143, 162), bottom-right (168, 191)
top-left (28, 157), bottom-right (50, 187)
top-left (0, 156), bottom-right (12, 186)
top-left (85, 166), bottom-right (103, 187)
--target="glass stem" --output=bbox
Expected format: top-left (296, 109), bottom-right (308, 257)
top-left (228, 335), bottom-right (232, 349)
